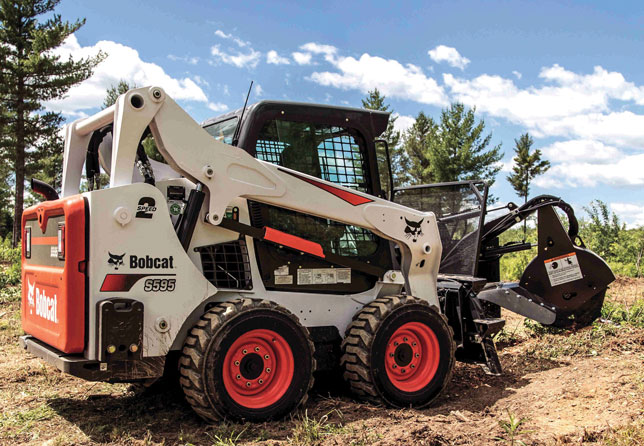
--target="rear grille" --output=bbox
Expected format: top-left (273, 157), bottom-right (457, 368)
top-left (196, 240), bottom-right (252, 289)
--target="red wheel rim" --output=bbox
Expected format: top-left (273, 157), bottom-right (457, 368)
top-left (222, 329), bottom-right (294, 409)
top-left (384, 321), bottom-right (440, 392)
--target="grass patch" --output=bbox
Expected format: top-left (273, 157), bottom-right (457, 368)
top-left (495, 410), bottom-right (533, 446)
top-left (0, 285), bottom-right (20, 304)
top-left (0, 403), bottom-right (57, 434)
top-left (522, 319), bottom-right (621, 360)
top-left (289, 410), bottom-right (348, 445)
top-left (602, 299), bottom-right (644, 327)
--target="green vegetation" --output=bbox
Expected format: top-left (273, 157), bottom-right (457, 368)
top-left (601, 299), bottom-right (644, 328)
top-left (0, 236), bottom-right (20, 286)
top-left (402, 103), bottom-right (503, 187)
top-left (495, 410), bottom-right (532, 446)
top-left (289, 410), bottom-right (348, 445)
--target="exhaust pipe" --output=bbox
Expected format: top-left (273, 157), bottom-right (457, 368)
top-left (31, 178), bottom-right (59, 201)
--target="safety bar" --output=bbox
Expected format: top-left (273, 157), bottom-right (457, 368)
top-left (74, 104), bottom-right (116, 136)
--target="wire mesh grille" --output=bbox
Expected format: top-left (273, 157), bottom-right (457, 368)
top-left (196, 240), bottom-right (252, 289)
top-left (255, 121), bottom-right (370, 192)
top-left (255, 120), bottom-right (378, 258)
top-left (394, 183), bottom-right (486, 276)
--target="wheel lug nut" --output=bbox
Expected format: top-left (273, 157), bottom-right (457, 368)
top-left (412, 342), bottom-right (417, 346)
top-left (393, 364), bottom-right (397, 369)
top-left (255, 347), bottom-right (260, 352)
top-left (258, 379), bottom-right (264, 384)
top-left (403, 337), bottom-right (408, 342)
top-left (394, 342), bottom-right (399, 346)
top-left (236, 374), bottom-right (241, 380)
top-left (389, 353), bottom-right (394, 357)
top-left (401, 369), bottom-right (406, 373)
top-left (266, 368), bottom-right (271, 373)
top-left (242, 349), bottom-right (247, 354)
top-left (415, 353), bottom-right (420, 358)
top-left (234, 360), bottom-right (240, 366)
top-left (264, 354), bottom-right (269, 359)
top-left (246, 382), bottom-right (251, 387)
top-left (411, 364), bottom-right (415, 369)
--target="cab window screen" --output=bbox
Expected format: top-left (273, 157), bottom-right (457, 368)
top-left (255, 119), bottom-right (378, 258)
top-left (256, 120), bottom-right (370, 193)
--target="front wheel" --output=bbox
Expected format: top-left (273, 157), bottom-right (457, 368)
top-left (341, 295), bottom-right (455, 408)
top-left (179, 299), bottom-right (315, 422)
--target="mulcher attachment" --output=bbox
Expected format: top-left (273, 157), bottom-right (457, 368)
top-left (479, 196), bottom-right (615, 328)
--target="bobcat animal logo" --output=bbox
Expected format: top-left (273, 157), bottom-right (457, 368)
top-left (27, 279), bottom-right (36, 314)
top-left (404, 217), bottom-right (424, 243)
top-left (108, 252), bottom-right (126, 270)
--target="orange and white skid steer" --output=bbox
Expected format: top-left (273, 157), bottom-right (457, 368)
top-left (20, 86), bottom-right (614, 421)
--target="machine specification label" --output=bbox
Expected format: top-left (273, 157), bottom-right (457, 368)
top-left (544, 252), bottom-right (583, 287)
top-left (274, 275), bottom-right (293, 285)
top-left (297, 268), bottom-right (351, 285)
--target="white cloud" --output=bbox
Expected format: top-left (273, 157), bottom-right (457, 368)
top-left (309, 52), bottom-right (447, 106)
top-left (208, 102), bottom-right (228, 112)
top-left (443, 65), bottom-right (644, 147)
top-left (167, 54), bottom-right (199, 65)
top-left (214, 29), bottom-right (249, 47)
top-left (428, 45), bottom-right (470, 70)
top-left (610, 203), bottom-right (644, 228)
top-left (512, 70), bottom-right (522, 79)
top-left (292, 52), bottom-right (313, 65)
top-left (267, 50), bottom-right (290, 65)
top-left (300, 42), bottom-right (337, 62)
top-left (254, 84), bottom-right (264, 97)
top-left (211, 44), bottom-right (261, 69)
top-left (44, 35), bottom-right (207, 116)
top-left (534, 153), bottom-right (644, 189)
top-left (192, 75), bottom-right (209, 87)
top-left (392, 113), bottom-right (415, 134)
top-left (541, 139), bottom-right (622, 163)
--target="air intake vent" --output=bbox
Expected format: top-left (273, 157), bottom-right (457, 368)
top-left (196, 240), bottom-right (252, 290)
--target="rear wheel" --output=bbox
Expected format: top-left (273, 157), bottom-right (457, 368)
top-left (341, 295), bottom-right (455, 408)
top-left (179, 299), bottom-right (315, 422)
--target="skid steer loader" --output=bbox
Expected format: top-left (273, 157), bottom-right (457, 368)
top-left (19, 87), bottom-right (614, 422)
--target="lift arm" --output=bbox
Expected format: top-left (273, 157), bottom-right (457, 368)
top-left (61, 86), bottom-right (443, 306)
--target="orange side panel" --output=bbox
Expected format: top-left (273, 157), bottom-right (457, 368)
top-left (21, 196), bottom-right (86, 354)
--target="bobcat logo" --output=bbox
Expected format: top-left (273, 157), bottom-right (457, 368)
top-left (404, 217), bottom-right (424, 242)
top-left (27, 279), bottom-right (36, 314)
top-left (108, 252), bottom-right (126, 270)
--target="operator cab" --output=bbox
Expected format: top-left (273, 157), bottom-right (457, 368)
top-left (202, 101), bottom-right (395, 294)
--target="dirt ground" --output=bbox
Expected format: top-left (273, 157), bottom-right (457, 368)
top-left (1, 277), bottom-right (643, 446)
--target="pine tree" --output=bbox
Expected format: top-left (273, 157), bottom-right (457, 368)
top-left (402, 103), bottom-right (503, 186)
top-left (0, 0), bottom-right (104, 246)
top-left (361, 88), bottom-right (410, 188)
top-left (507, 133), bottom-right (550, 203)
top-left (507, 132), bottom-right (550, 237)
top-left (402, 111), bottom-right (438, 183)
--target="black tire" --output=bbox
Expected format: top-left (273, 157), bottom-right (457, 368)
top-left (340, 295), bottom-right (455, 408)
top-left (179, 298), bottom-right (315, 422)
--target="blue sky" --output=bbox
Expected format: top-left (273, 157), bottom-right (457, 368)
top-left (49, 0), bottom-right (644, 226)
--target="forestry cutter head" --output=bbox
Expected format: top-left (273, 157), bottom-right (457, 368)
top-left (478, 195), bottom-right (615, 328)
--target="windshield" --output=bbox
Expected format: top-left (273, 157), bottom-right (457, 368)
top-left (204, 117), bottom-right (238, 145)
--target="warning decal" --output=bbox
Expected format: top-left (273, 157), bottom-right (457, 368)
top-left (297, 268), bottom-right (351, 285)
top-left (544, 252), bottom-right (583, 286)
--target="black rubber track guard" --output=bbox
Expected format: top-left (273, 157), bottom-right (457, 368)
top-left (341, 295), bottom-right (455, 408)
top-left (179, 298), bottom-right (316, 422)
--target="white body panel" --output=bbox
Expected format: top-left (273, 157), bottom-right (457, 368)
top-left (63, 87), bottom-right (442, 360)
